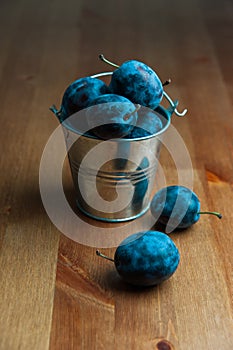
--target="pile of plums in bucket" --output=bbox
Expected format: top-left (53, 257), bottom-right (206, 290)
top-left (50, 55), bottom-right (222, 287)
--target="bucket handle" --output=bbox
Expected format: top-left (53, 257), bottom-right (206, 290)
top-left (91, 71), bottom-right (187, 117)
top-left (49, 105), bottom-right (62, 122)
top-left (49, 71), bottom-right (188, 121)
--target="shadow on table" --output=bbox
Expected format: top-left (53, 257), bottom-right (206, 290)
top-left (102, 269), bottom-right (174, 294)
top-left (12, 179), bottom-right (116, 227)
top-left (6, 179), bottom-right (78, 224)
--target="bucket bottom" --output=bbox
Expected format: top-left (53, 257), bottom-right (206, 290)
top-left (76, 200), bottom-right (150, 223)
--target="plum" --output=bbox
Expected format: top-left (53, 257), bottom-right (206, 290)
top-left (128, 109), bottom-right (163, 138)
top-left (96, 230), bottom-right (180, 286)
top-left (99, 54), bottom-right (189, 117)
top-left (99, 54), bottom-right (163, 109)
top-left (59, 77), bottom-right (109, 121)
top-left (86, 94), bottom-right (139, 139)
top-left (150, 185), bottom-right (222, 231)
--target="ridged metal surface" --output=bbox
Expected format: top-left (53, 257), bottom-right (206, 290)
top-left (63, 108), bottom-right (170, 222)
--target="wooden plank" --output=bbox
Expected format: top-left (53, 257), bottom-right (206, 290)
top-left (49, 241), bottom-right (115, 350)
top-left (0, 0), bottom-right (62, 349)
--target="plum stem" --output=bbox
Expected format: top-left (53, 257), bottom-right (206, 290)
top-left (124, 103), bottom-right (141, 121)
top-left (96, 250), bottom-right (115, 262)
top-left (162, 79), bottom-right (171, 87)
top-left (99, 54), bottom-right (120, 69)
top-left (198, 211), bottom-right (222, 219)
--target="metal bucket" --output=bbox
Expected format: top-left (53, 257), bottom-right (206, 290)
top-left (61, 105), bottom-right (173, 222)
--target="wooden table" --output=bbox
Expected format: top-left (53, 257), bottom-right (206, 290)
top-left (0, 0), bottom-right (232, 349)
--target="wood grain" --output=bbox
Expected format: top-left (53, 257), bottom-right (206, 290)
top-left (0, 0), bottom-right (232, 349)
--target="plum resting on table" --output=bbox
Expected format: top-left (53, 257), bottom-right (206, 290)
top-left (150, 185), bottom-right (222, 232)
top-left (86, 94), bottom-right (139, 139)
top-left (59, 77), bottom-right (109, 121)
top-left (96, 230), bottom-right (180, 287)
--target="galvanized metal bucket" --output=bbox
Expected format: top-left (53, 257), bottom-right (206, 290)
top-left (62, 105), bottom-right (173, 222)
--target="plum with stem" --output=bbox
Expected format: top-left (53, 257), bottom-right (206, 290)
top-left (96, 230), bottom-right (180, 286)
top-left (150, 185), bottom-right (222, 232)
top-left (86, 94), bottom-right (139, 139)
top-left (99, 54), bottom-right (163, 109)
top-left (99, 54), bottom-right (188, 117)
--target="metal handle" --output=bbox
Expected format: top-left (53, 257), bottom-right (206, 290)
top-left (91, 71), bottom-right (188, 117)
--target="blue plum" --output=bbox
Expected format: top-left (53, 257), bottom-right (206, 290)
top-left (150, 185), bottom-right (222, 231)
top-left (99, 55), bottom-right (188, 117)
top-left (59, 77), bottom-right (109, 121)
top-left (127, 109), bottom-right (163, 139)
top-left (87, 94), bottom-right (139, 139)
top-left (108, 60), bottom-right (163, 109)
top-left (97, 230), bottom-right (180, 286)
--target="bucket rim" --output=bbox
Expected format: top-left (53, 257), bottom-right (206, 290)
top-left (62, 105), bottom-right (171, 142)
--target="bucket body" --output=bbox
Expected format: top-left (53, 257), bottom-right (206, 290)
top-left (62, 106), bottom-right (170, 222)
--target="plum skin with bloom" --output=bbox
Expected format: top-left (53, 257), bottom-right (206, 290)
top-left (87, 94), bottom-right (138, 139)
top-left (109, 60), bottom-right (163, 109)
top-left (150, 185), bottom-right (201, 230)
top-left (60, 77), bottom-right (109, 121)
top-left (127, 109), bottom-right (163, 138)
top-left (114, 230), bottom-right (180, 286)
